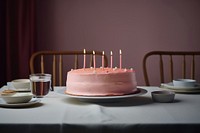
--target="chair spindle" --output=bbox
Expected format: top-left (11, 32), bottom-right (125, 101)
top-left (159, 55), bottom-right (164, 83)
top-left (170, 55), bottom-right (173, 81)
top-left (41, 55), bottom-right (44, 73)
top-left (191, 55), bottom-right (195, 79)
top-left (90, 54), bottom-right (93, 67)
top-left (53, 55), bottom-right (56, 87)
top-left (59, 55), bottom-right (63, 86)
top-left (74, 55), bottom-right (78, 69)
top-left (182, 55), bottom-right (186, 79)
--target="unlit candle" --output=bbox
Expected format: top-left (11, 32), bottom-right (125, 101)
top-left (120, 49), bottom-right (122, 69)
top-left (110, 51), bottom-right (113, 68)
top-left (83, 49), bottom-right (86, 69)
top-left (93, 51), bottom-right (96, 69)
top-left (102, 51), bottom-right (104, 69)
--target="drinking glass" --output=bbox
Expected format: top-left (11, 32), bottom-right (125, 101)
top-left (29, 73), bottom-right (52, 97)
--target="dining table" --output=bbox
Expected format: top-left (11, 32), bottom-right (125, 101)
top-left (0, 86), bottom-right (200, 133)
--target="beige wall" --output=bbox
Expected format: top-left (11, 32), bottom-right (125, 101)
top-left (36, 0), bottom-right (200, 85)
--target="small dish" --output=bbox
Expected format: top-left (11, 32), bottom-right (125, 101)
top-left (151, 91), bottom-right (175, 103)
top-left (0, 92), bottom-right (33, 104)
top-left (173, 79), bottom-right (196, 87)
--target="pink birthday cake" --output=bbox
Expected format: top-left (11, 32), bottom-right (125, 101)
top-left (66, 67), bottom-right (138, 96)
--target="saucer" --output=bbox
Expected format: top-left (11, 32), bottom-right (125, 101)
top-left (0, 98), bottom-right (41, 108)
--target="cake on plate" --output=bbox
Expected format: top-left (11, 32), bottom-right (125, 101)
top-left (66, 67), bottom-right (138, 96)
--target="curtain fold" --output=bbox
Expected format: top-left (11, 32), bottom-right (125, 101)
top-left (0, 0), bottom-right (36, 87)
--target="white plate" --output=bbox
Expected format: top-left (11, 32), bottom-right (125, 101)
top-left (0, 98), bottom-right (41, 108)
top-left (57, 88), bottom-right (147, 102)
top-left (161, 82), bottom-right (200, 93)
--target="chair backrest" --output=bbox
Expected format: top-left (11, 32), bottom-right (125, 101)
top-left (143, 51), bottom-right (200, 86)
top-left (30, 50), bottom-right (108, 87)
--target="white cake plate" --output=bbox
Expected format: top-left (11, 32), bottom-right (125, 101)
top-left (57, 88), bottom-right (147, 103)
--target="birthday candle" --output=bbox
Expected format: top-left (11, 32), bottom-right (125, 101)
top-left (102, 51), bottom-right (104, 69)
top-left (110, 51), bottom-right (113, 68)
top-left (120, 49), bottom-right (122, 69)
top-left (83, 49), bottom-right (86, 69)
top-left (93, 51), bottom-right (96, 69)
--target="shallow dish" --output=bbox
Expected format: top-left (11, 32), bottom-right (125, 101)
top-left (173, 79), bottom-right (196, 87)
top-left (151, 91), bottom-right (175, 103)
top-left (0, 92), bottom-right (33, 104)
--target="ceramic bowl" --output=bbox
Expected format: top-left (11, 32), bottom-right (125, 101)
top-left (151, 91), bottom-right (175, 103)
top-left (0, 92), bottom-right (33, 104)
top-left (173, 79), bottom-right (196, 87)
top-left (11, 79), bottom-right (30, 90)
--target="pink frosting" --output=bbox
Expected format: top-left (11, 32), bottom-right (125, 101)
top-left (66, 68), bottom-right (137, 96)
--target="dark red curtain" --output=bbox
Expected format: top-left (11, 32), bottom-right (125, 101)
top-left (0, 0), bottom-right (36, 87)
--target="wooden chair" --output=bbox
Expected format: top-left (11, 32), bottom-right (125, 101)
top-left (143, 51), bottom-right (200, 86)
top-left (30, 50), bottom-right (108, 88)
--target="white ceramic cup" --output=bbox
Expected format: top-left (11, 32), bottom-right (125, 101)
top-left (11, 79), bottom-right (30, 90)
top-left (173, 79), bottom-right (196, 87)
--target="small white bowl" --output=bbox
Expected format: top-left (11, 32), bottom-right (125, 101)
top-left (11, 79), bottom-right (30, 90)
top-left (151, 91), bottom-right (175, 103)
top-left (173, 79), bottom-right (196, 87)
top-left (0, 93), bottom-right (33, 104)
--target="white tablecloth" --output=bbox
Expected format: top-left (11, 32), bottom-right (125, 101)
top-left (0, 86), bottom-right (200, 133)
